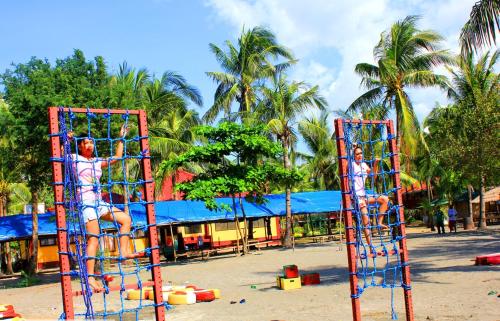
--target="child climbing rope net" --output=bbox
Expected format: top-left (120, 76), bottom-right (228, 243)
top-left (334, 119), bottom-right (414, 321)
top-left (49, 107), bottom-right (165, 321)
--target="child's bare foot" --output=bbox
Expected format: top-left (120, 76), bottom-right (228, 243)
top-left (111, 252), bottom-right (146, 263)
top-left (378, 224), bottom-right (389, 230)
top-left (88, 277), bottom-right (103, 291)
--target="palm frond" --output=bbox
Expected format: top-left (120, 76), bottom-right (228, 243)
top-left (347, 87), bottom-right (384, 113)
top-left (460, 0), bottom-right (500, 56)
top-left (355, 63), bottom-right (380, 79)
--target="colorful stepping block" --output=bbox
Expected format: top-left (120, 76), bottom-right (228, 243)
top-left (475, 253), bottom-right (500, 265)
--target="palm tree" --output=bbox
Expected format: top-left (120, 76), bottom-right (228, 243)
top-left (108, 62), bottom-right (150, 109)
top-left (108, 65), bottom-right (203, 199)
top-left (149, 107), bottom-right (202, 199)
top-left (142, 72), bottom-right (203, 199)
top-left (348, 15), bottom-right (452, 162)
top-left (447, 51), bottom-right (499, 101)
top-left (460, 0), bottom-right (500, 56)
top-left (298, 111), bottom-right (339, 190)
top-left (258, 74), bottom-right (327, 247)
top-left (204, 26), bottom-right (295, 124)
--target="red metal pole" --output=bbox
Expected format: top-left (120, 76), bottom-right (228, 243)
top-left (138, 110), bottom-right (165, 321)
top-left (387, 120), bottom-right (414, 321)
top-left (334, 119), bottom-right (361, 321)
top-left (48, 107), bottom-right (75, 319)
top-left (58, 107), bottom-right (141, 115)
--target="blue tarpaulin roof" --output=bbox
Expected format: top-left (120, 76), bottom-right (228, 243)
top-left (0, 190), bottom-right (342, 242)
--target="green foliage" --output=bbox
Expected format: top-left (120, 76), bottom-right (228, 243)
top-left (293, 225), bottom-right (304, 238)
top-left (107, 64), bottom-right (204, 197)
top-left (8, 183), bottom-right (31, 214)
top-left (298, 111), bottom-right (338, 190)
top-left (348, 15), bottom-right (452, 160)
top-left (459, 0), bottom-right (499, 56)
top-left (204, 26), bottom-right (295, 123)
top-left (1, 49), bottom-right (110, 195)
top-left (159, 122), bottom-right (303, 211)
top-left (426, 51), bottom-right (499, 188)
top-left (16, 270), bottom-right (41, 287)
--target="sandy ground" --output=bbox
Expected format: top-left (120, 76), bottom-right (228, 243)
top-left (1, 227), bottom-right (499, 321)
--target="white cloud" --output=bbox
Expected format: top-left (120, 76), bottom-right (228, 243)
top-left (204, 0), bottom-right (477, 122)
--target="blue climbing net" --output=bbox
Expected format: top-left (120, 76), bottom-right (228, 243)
top-left (52, 107), bottom-right (166, 321)
top-left (338, 120), bottom-right (412, 320)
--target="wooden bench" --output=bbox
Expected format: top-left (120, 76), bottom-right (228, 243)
top-left (250, 240), bottom-right (274, 250)
top-left (486, 212), bottom-right (500, 225)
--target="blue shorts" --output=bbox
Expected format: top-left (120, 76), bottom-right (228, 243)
top-left (81, 200), bottom-right (113, 223)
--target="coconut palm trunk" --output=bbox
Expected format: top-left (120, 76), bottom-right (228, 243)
top-left (1, 199), bottom-right (14, 275)
top-left (427, 178), bottom-right (436, 231)
top-left (478, 175), bottom-right (487, 229)
top-left (29, 191), bottom-right (39, 275)
top-left (238, 195), bottom-right (249, 254)
top-left (231, 196), bottom-right (246, 255)
top-left (4, 243), bottom-right (13, 274)
top-left (466, 184), bottom-right (475, 229)
top-left (282, 134), bottom-right (293, 248)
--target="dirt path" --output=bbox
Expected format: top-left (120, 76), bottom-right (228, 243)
top-left (1, 228), bottom-right (499, 321)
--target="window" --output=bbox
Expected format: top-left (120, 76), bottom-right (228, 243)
top-left (214, 221), bottom-right (235, 231)
top-left (134, 229), bottom-right (147, 238)
top-left (253, 218), bottom-right (265, 228)
top-left (40, 237), bottom-right (57, 246)
top-left (184, 224), bottom-right (202, 234)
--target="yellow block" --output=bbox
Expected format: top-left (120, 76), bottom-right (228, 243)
top-left (279, 277), bottom-right (301, 290)
top-left (126, 287), bottom-right (153, 300)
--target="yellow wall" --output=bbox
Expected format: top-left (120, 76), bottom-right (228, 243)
top-left (35, 218), bottom-right (279, 266)
top-left (37, 237), bottom-right (148, 265)
top-left (179, 224), bottom-right (203, 237)
top-left (106, 237), bottom-right (149, 256)
top-left (38, 244), bottom-right (59, 264)
top-left (207, 218), bottom-right (279, 244)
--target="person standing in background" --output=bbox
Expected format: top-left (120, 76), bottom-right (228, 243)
top-left (448, 205), bottom-right (458, 233)
top-left (435, 208), bottom-right (445, 235)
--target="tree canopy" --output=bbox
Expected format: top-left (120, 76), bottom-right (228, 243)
top-left (158, 122), bottom-right (303, 211)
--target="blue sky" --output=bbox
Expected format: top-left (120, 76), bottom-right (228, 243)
top-left (1, 0), bottom-right (479, 127)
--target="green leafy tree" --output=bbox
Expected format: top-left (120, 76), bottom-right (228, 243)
top-left (348, 15), bottom-right (452, 165)
top-left (204, 26), bottom-right (295, 123)
top-left (158, 122), bottom-right (303, 252)
top-left (425, 50), bottom-right (499, 228)
top-left (460, 0), bottom-right (500, 56)
top-left (0, 99), bottom-right (18, 274)
top-left (1, 49), bottom-right (110, 274)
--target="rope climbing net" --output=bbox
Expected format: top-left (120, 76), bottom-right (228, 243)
top-left (48, 107), bottom-right (166, 321)
top-left (334, 119), bottom-right (414, 321)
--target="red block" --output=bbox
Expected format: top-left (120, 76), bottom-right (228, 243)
top-left (0, 305), bottom-right (16, 319)
top-left (283, 265), bottom-right (299, 278)
top-left (475, 253), bottom-right (500, 266)
top-left (0, 314), bottom-right (20, 321)
top-left (194, 290), bottom-right (216, 302)
top-left (300, 273), bottom-right (320, 285)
